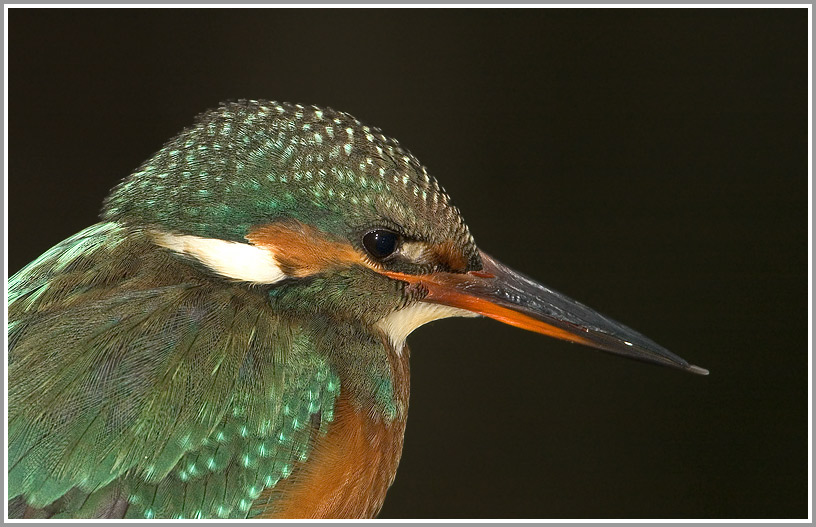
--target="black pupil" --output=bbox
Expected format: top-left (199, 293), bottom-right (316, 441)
top-left (363, 230), bottom-right (399, 259)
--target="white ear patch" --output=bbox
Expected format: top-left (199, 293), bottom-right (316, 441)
top-left (376, 302), bottom-right (478, 353)
top-left (152, 231), bottom-right (287, 284)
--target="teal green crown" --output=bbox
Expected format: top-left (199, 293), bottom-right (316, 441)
top-left (103, 100), bottom-right (479, 271)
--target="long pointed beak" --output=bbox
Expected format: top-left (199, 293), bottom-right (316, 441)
top-left (385, 251), bottom-right (707, 375)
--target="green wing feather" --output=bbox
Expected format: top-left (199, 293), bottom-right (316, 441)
top-left (8, 223), bottom-right (340, 518)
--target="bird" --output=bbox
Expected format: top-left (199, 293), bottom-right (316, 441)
top-left (8, 99), bottom-right (707, 519)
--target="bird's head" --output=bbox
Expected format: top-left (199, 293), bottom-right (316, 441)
top-left (103, 100), bottom-right (706, 374)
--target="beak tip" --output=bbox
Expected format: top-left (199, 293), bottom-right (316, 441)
top-left (687, 364), bottom-right (710, 376)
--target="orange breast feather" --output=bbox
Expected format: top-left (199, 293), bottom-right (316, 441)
top-left (257, 395), bottom-right (406, 519)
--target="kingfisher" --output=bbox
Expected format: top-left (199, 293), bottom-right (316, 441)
top-left (8, 100), bottom-right (707, 519)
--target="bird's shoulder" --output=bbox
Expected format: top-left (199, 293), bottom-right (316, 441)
top-left (8, 222), bottom-right (341, 518)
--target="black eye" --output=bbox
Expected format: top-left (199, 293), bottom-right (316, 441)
top-left (362, 229), bottom-right (400, 259)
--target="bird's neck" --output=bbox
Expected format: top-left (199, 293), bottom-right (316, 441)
top-left (265, 271), bottom-right (412, 422)
top-left (258, 327), bottom-right (411, 518)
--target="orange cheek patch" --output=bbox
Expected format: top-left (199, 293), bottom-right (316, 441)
top-left (245, 220), bottom-right (471, 284)
top-left (431, 241), bottom-right (469, 272)
top-left (246, 220), bottom-right (370, 277)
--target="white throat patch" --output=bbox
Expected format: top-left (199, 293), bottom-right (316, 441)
top-left (376, 302), bottom-right (477, 353)
top-left (152, 231), bottom-right (287, 284)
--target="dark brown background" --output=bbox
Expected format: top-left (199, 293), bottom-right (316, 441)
top-left (9, 8), bottom-right (807, 519)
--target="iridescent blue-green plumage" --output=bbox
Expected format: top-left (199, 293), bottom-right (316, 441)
top-left (9, 101), bottom-right (475, 518)
top-left (9, 223), bottom-right (340, 518)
